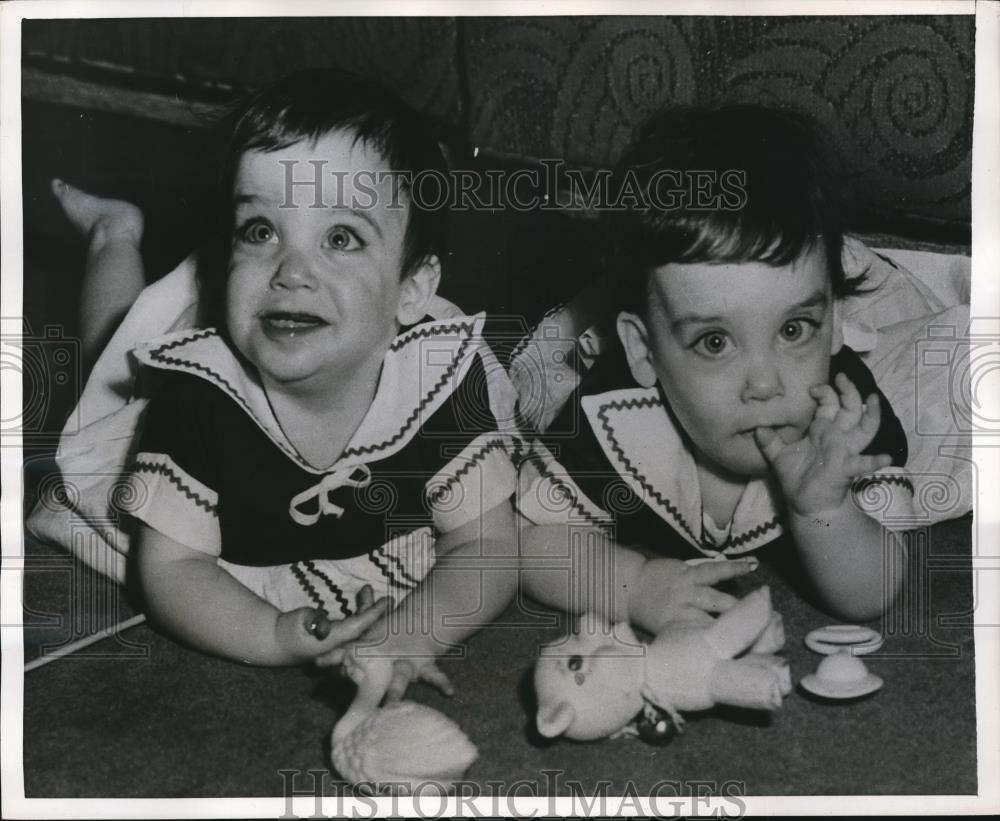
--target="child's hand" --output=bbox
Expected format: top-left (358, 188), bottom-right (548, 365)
top-left (754, 372), bottom-right (893, 517)
top-left (323, 645), bottom-right (456, 703)
top-left (381, 657), bottom-right (456, 704)
top-left (313, 588), bottom-right (456, 703)
top-left (275, 584), bottom-right (390, 665)
top-left (634, 556), bottom-right (759, 631)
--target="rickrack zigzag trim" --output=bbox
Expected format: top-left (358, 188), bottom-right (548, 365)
top-left (723, 518), bottom-right (781, 551)
top-left (302, 560), bottom-right (353, 617)
top-left (507, 300), bottom-right (569, 364)
top-left (508, 437), bottom-right (526, 467)
top-left (146, 330), bottom-right (309, 468)
top-left (148, 325), bottom-right (482, 469)
top-left (522, 452), bottom-right (612, 530)
top-left (389, 319), bottom-right (476, 352)
top-left (340, 334), bottom-right (477, 459)
top-left (133, 459), bottom-right (218, 515)
top-left (594, 396), bottom-right (699, 545)
top-left (426, 437), bottom-right (519, 506)
top-left (291, 563), bottom-right (329, 619)
top-left (852, 474), bottom-right (915, 495)
top-left (368, 547), bottom-right (418, 590)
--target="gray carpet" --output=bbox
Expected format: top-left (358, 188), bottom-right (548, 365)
top-left (22, 514), bottom-right (975, 798)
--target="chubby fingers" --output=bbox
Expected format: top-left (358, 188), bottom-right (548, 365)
top-left (688, 586), bottom-right (739, 614)
top-left (314, 645), bottom-right (347, 668)
top-left (809, 383), bottom-right (841, 422)
top-left (833, 372), bottom-right (864, 429)
top-left (858, 392), bottom-right (883, 439)
top-left (753, 425), bottom-right (797, 464)
top-left (845, 453), bottom-right (893, 477)
top-left (384, 659), bottom-right (417, 704)
top-left (840, 392), bottom-right (884, 455)
top-left (384, 660), bottom-right (456, 704)
top-left (310, 599), bottom-right (389, 668)
top-left (355, 584), bottom-right (376, 614)
top-left (417, 662), bottom-right (456, 698)
top-left (689, 557), bottom-right (759, 585)
top-left (753, 426), bottom-right (781, 463)
top-left (323, 596), bottom-right (390, 648)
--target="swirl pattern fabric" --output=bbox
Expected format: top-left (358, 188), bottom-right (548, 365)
top-left (464, 15), bottom-right (973, 231)
top-left (23, 15), bottom-right (972, 232)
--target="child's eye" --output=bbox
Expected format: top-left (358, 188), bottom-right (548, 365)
top-left (237, 219), bottom-right (277, 245)
top-left (325, 226), bottom-right (364, 251)
top-left (692, 331), bottom-right (732, 358)
top-left (779, 319), bottom-right (817, 343)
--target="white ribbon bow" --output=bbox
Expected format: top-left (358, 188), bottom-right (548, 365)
top-left (289, 464), bottom-right (372, 526)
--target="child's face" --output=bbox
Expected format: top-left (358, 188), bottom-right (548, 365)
top-left (225, 130), bottom-right (437, 395)
top-left (618, 246), bottom-right (843, 478)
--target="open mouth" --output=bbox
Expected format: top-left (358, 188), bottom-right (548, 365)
top-left (260, 311), bottom-right (328, 331)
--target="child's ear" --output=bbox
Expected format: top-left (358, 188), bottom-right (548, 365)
top-left (617, 311), bottom-right (658, 388)
top-left (396, 255), bottom-right (442, 326)
top-left (830, 296), bottom-right (844, 354)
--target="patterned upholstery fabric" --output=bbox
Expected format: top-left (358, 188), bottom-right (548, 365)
top-left (23, 15), bottom-right (973, 233)
top-left (464, 16), bottom-right (973, 232)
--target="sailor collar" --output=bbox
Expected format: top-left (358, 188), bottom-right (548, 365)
top-left (580, 387), bottom-right (782, 555)
top-left (132, 314), bottom-right (488, 475)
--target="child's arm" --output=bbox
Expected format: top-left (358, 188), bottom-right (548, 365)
top-left (327, 505), bottom-right (757, 701)
top-left (318, 500), bottom-right (521, 701)
top-left (755, 373), bottom-right (908, 621)
top-left (784, 495), bottom-right (906, 621)
top-left (135, 525), bottom-right (389, 666)
top-left (517, 523), bottom-right (758, 634)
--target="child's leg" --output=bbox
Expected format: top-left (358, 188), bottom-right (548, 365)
top-left (52, 179), bottom-right (146, 368)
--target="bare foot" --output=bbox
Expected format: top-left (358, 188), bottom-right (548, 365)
top-left (51, 178), bottom-right (144, 250)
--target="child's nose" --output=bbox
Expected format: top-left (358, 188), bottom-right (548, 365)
top-left (270, 249), bottom-right (318, 290)
top-left (741, 359), bottom-right (784, 403)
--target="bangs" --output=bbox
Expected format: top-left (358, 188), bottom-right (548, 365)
top-left (196, 69), bottom-right (448, 331)
top-left (643, 210), bottom-right (823, 271)
top-left (231, 99), bottom-right (413, 186)
top-left (608, 104), bottom-right (866, 312)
